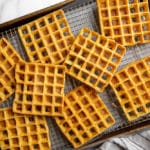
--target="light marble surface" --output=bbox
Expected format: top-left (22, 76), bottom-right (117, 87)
top-left (0, 0), bottom-right (65, 24)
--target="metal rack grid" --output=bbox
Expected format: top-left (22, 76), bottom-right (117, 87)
top-left (0, 0), bottom-right (150, 149)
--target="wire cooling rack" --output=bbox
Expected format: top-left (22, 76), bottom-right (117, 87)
top-left (0, 0), bottom-right (150, 149)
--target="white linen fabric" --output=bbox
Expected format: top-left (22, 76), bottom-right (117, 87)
top-left (97, 130), bottom-right (150, 150)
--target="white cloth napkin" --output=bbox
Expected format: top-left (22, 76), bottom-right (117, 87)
top-left (97, 130), bottom-right (150, 150)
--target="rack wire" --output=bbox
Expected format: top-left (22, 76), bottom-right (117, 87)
top-left (0, 0), bottom-right (150, 149)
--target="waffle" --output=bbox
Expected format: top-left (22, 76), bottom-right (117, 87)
top-left (110, 56), bottom-right (150, 121)
top-left (0, 38), bottom-right (23, 104)
top-left (13, 62), bottom-right (65, 116)
top-left (18, 9), bottom-right (74, 64)
top-left (64, 28), bottom-right (126, 92)
top-left (55, 85), bottom-right (115, 148)
top-left (97, 0), bottom-right (150, 46)
top-left (0, 107), bottom-right (51, 150)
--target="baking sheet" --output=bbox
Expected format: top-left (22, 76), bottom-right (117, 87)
top-left (0, 0), bottom-right (150, 149)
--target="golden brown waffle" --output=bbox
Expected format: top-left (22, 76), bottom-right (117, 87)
top-left (0, 38), bottom-right (23, 104)
top-left (55, 85), bottom-right (115, 148)
top-left (64, 28), bottom-right (126, 92)
top-left (18, 9), bottom-right (74, 64)
top-left (13, 62), bottom-right (65, 116)
top-left (0, 107), bottom-right (51, 150)
top-left (97, 0), bottom-right (150, 46)
top-left (110, 56), bottom-right (150, 121)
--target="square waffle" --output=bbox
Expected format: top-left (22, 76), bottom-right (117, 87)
top-left (18, 9), bottom-right (74, 64)
top-left (55, 85), bottom-right (115, 148)
top-left (13, 62), bottom-right (65, 116)
top-left (97, 0), bottom-right (150, 46)
top-left (110, 56), bottom-right (150, 121)
top-left (64, 28), bottom-right (126, 92)
top-left (0, 38), bottom-right (23, 104)
top-left (0, 107), bottom-right (51, 150)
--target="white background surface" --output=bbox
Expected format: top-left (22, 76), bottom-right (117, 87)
top-left (0, 0), bottom-right (65, 24)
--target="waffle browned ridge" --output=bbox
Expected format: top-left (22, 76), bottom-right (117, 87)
top-left (0, 107), bottom-right (51, 150)
top-left (110, 56), bottom-right (150, 121)
top-left (0, 38), bottom-right (23, 104)
top-left (97, 0), bottom-right (150, 46)
top-left (18, 9), bottom-right (74, 64)
top-left (64, 28), bottom-right (126, 92)
top-left (55, 85), bottom-right (115, 148)
top-left (13, 61), bottom-right (65, 116)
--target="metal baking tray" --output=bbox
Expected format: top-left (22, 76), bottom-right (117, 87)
top-left (0, 0), bottom-right (150, 149)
